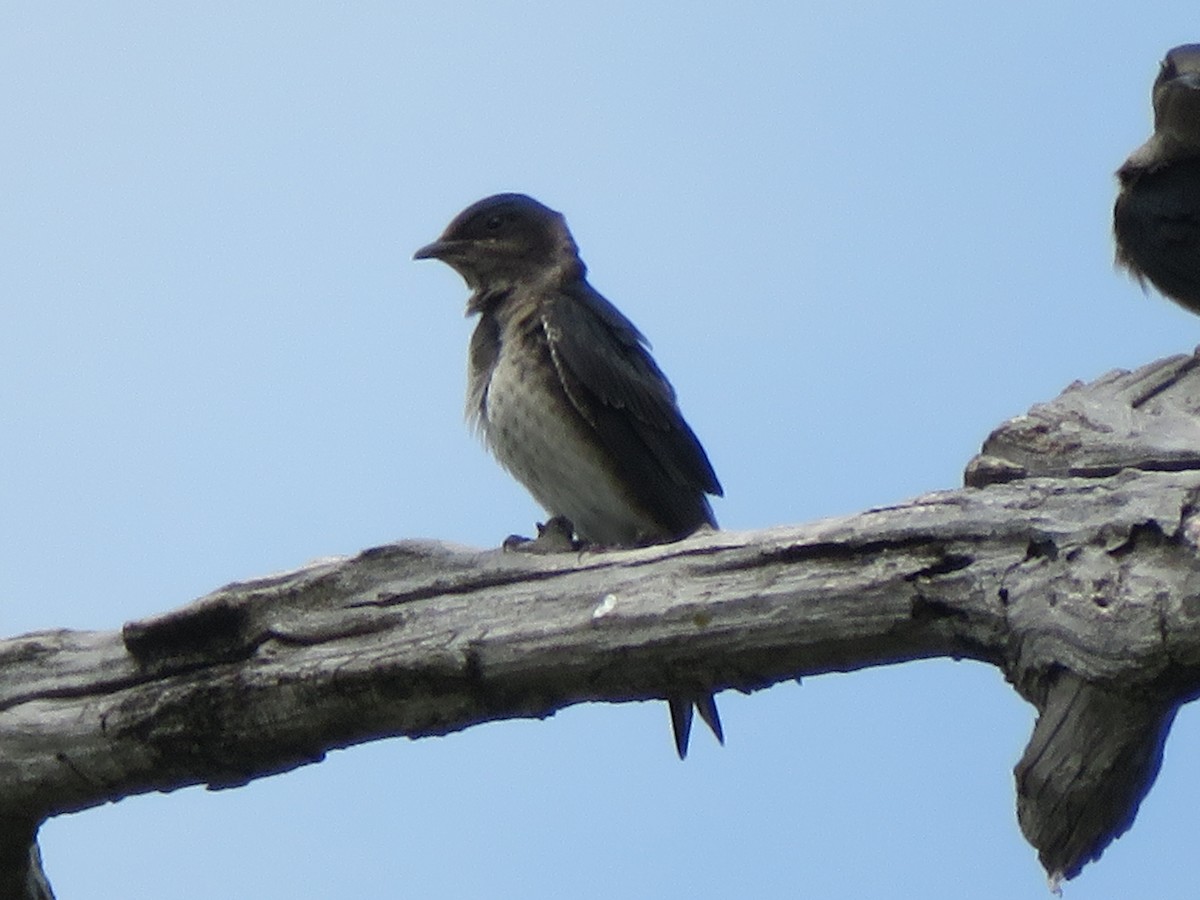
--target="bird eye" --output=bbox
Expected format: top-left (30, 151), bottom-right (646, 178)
top-left (485, 214), bottom-right (505, 231)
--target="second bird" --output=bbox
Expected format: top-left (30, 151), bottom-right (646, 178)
top-left (1115, 44), bottom-right (1200, 315)
top-left (414, 193), bottom-right (724, 758)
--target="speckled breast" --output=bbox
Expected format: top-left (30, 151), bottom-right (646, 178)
top-left (480, 346), bottom-right (660, 545)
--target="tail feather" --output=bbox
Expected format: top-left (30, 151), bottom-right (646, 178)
top-left (668, 693), bottom-right (723, 759)
top-left (696, 693), bottom-right (724, 745)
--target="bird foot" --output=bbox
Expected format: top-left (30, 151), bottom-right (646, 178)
top-left (502, 515), bottom-right (583, 553)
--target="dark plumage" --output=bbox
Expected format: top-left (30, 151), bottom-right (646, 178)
top-left (1115, 44), bottom-right (1200, 315)
top-left (414, 193), bottom-right (723, 757)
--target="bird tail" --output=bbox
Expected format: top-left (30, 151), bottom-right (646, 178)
top-left (668, 693), bottom-right (724, 759)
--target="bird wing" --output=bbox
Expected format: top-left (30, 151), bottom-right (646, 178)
top-left (541, 284), bottom-right (722, 533)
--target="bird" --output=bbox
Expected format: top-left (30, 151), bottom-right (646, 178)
top-left (1114, 44), bottom-right (1200, 315)
top-left (414, 193), bottom-right (724, 758)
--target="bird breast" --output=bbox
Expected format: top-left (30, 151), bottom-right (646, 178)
top-left (478, 331), bottom-right (662, 545)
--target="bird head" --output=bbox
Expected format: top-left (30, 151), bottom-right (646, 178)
top-left (414, 193), bottom-right (583, 292)
top-left (1152, 44), bottom-right (1200, 152)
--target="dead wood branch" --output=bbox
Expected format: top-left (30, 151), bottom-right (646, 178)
top-left (5, 350), bottom-right (1200, 896)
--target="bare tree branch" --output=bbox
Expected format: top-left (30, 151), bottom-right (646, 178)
top-left (4, 349), bottom-right (1200, 896)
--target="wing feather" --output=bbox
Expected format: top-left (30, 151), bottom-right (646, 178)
top-left (540, 284), bottom-right (721, 536)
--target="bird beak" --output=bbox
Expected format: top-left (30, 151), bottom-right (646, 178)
top-left (413, 240), bottom-right (447, 261)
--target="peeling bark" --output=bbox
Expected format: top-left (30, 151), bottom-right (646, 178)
top-left (4, 349), bottom-right (1200, 894)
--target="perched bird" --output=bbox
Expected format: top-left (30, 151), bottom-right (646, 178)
top-left (1115, 44), bottom-right (1200, 315)
top-left (414, 193), bottom-right (724, 757)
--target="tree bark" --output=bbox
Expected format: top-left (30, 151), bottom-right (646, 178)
top-left (4, 349), bottom-right (1200, 895)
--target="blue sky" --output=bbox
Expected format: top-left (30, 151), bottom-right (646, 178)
top-left (3, 3), bottom-right (1200, 897)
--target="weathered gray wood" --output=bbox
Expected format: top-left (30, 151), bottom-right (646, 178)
top-left (4, 349), bottom-right (1200, 894)
top-left (1015, 673), bottom-right (1176, 885)
top-left (966, 349), bottom-right (1200, 485)
top-left (0, 817), bottom-right (53, 900)
top-left (965, 347), bottom-right (1200, 883)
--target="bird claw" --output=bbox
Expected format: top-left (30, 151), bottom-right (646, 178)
top-left (502, 515), bottom-right (582, 553)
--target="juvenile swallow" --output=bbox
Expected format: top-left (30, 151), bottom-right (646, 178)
top-left (1115, 44), bottom-right (1200, 314)
top-left (415, 193), bottom-right (724, 757)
